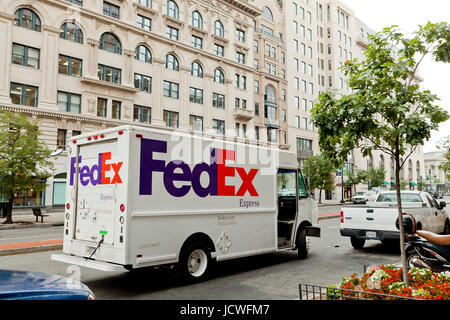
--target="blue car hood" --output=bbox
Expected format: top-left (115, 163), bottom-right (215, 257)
top-left (0, 269), bottom-right (93, 300)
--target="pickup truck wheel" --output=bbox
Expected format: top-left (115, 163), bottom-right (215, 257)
top-left (350, 237), bottom-right (365, 249)
top-left (296, 228), bottom-right (308, 259)
top-left (179, 242), bottom-right (211, 283)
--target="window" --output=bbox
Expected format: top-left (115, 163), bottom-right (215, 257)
top-left (163, 80), bottom-right (179, 98)
top-left (214, 20), bottom-right (224, 37)
top-left (134, 73), bottom-right (152, 93)
top-left (255, 126), bottom-right (259, 140)
top-left (213, 119), bottom-right (225, 135)
top-left (163, 110), bottom-right (179, 128)
top-left (255, 103), bottom-right (259, 115)
top-left (241, 76), bottom-right (247, 90)
top-left (97, 64), bottom-right (121, 84)
top-left (65, 0), bottom-right (83, 6)
top-left (254, 80), bottom-right (259, 93)
top-left (12, 43), bottom-right (39, 69)
top-left (100, 32), bottom-right (121, 54)
top-left (295, 116), bottom-right (300, 128)
top-left (57, 129), bottom-right (67, 151)
top-left (97, 98), bottom-right (107, 117)
top-left (212, 93), bottom-right (225, 109)
top-left (234, 98), bottom-right (240, 108)
top-left (136, 0), bottom-right (152, 8)
top-left (14, 8), bottom-right (41, 32)
top-left (254, 40), bottom-right (258, 52)
top-left (72, 130), bottom-right (81, 137)
top-left (135, 45), bottom-right (152, 63)
top-left (137, 15), bottom-right (151, 31)
top-left (189, 87), bottom-right (203, 104)
top-left (296, 138), bottom-right (312, 150)
top-left (214, 69), bottom-right (225, 84)
top-left (10, 82), bottom-right (38, 107)
top-left (191, 62), bottom-right (203, 78)
top-left (112, 100), bottom-right (121, 119)
top-left (267, 128), bottom-right (277, 142)
top-left (236, 28), bottom-right (245, 42)
top-left (60, 22), bottom-right (83, 43)
top-left (103, 2), bottom-right (120, 19)
top-left (166, 25), bottom-right (179, 40)
top-left (58, 55), bottom-right (82, 77)
top-left (165, 54), bottom-right (179, 70)
top-left (192, 35), bottom-right (203, 49)
top-left (167, 0), bottom-right (179, 19)
top-left (133, 105), bottom-right (151, 124)
top-left (236, 52), bottom-right (245, 64)
top-left (214, 44), bottom-right (224, 57)
top-left (189, 115), bottom-right (203, 132)
top-left (192, 11), bottom-right (203, 29)
top-left (57, 91), bottom-right (81, 113)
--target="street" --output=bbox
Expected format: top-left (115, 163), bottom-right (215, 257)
top-left (0, 211), bottom-right (403, 300)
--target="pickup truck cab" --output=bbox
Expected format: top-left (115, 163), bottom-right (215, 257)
top-left (340, 191), bottom-right (449, 249)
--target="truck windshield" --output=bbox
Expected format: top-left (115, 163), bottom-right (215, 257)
top-left (277, 169), bottom-right (297, 197)
top-left (376, 193), bottom-right (422, 202)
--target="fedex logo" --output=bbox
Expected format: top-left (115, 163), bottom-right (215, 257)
top-left (139, 138), bottom-right (259, 198)
top-left (70, 152), bottom-right (123, 186)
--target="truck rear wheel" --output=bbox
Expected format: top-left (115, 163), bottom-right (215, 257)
top-left (350, 237), bottom-right (365, 249)
top-left (179, 242), bottom-right (211, 283)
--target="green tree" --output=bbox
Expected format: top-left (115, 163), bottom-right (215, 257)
top-left (302, 155), bottom-right (336, 204)
top-left (0, 111), bottom-right (54, 224)
top-left (311, 22), bottom-right (450, 285)
top-left (367, 167), bottom-right (386, 189)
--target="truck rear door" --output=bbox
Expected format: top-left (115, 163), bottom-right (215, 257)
top-left (72, 139), bottom-right (123, 246)
top-left (343, 205), bottom-right (397, 233)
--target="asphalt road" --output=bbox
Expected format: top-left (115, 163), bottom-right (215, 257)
top-left (0, 216), bottom-right (403, 300)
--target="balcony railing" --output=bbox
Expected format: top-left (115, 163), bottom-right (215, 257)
top-left (233, 107), bottom-right (253, 120)
top-left (264, 117), bottom-right (279, 128)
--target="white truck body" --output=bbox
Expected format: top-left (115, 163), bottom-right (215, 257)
top-left (52, 125), bottom-right (319, 276)
top-left (340, 191), bottom-right (449, 246)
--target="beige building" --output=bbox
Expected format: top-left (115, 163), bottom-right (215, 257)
top-left (424, 151), bottom-right (448, 184)
top-left (0, 0), bottom-right (277, 209)
top-left (0, 0), bottom-right (428, 209)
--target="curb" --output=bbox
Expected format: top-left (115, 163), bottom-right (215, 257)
top-left (0, 239), bottom-right (63, 256)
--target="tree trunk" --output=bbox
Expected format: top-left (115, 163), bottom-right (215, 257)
top-left (4, 197), bottom-right (13, 224)
top-left (319, 188), bottom-right (322, 204)
top-left (395, 149), bottom-right (409, 286)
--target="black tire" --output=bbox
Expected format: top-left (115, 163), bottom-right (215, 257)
top-left (406, 249), bottom-right (431, 270)
top-left (350, 237), bottom-right (365, 249)
top-left (178, 242), bottom-right (211, 283)
top-left (296, 228), bottom-right (308, 259)
top-left (444, 220), bottom-right (450, 235)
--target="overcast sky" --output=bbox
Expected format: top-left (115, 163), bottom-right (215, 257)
top-left (339, 0), bottom-right (450, 152)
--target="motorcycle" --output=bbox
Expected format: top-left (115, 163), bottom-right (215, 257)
top-left (396, 215), bottom-right (450, 272)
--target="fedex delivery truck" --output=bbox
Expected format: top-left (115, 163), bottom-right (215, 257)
top-left (52, 125), bottom-right (320, 282)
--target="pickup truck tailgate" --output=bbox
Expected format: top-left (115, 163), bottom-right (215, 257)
top-left (342, 205), bottom-right (398, 232)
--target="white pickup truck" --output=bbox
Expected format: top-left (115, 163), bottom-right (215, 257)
top-left (340, 191), bottom-right (449, 249)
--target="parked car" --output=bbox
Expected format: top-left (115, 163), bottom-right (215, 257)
top-left (352, 191), bottom-right (377, 204)
top-left (0, 269), bottom-right (95, 300)
top-left (341, 191), bottom-right (450, 249)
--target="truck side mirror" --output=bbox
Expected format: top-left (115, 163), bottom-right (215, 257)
top-left (440, 201), bottom-right (446, 209)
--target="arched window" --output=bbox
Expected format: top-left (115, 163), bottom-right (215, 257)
top-left (14, 8), bottom-right (41, 32)
top-left (261, 6), bottom-right (273, 21)
top-left (214, 20), bottom-right (224, 37)
top-left (379, 154), bottom-right (384, 169)
top-left (192, 11), bottom-right (203, 29)
top-left (191, 62), bottom-right (203, 78)
top-left (214, 68), bottom-right (224, 83)
top-left (100, 32), bottom-right (122, 54)
top-left (264, 85), bottom-right (276, 103)
top-left (165, 54), bottom-right (179, 71)
top-left (135, 45), bottom-right (152, 63)
top-left (167, 0), bottom-right (179, 19)
top-left (60, 22), bottom-right (83, 44)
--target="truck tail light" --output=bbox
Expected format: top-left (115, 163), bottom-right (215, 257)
top-left (72, 140), bottom-right (77, 144)
top-left (340, 210), bottom-right (344, 223)
top-left (87, 137), bottom-right (92, 141)
top-left (118, 130), bottom-right (124, 135)
top-left (136, 134), bottom-right (143, 138)
top-left (100, 134), bottom-right (105, 138)
top-left (66, 203), bottom-right (70, 210)
top-left (120, 204), bottom-right (125, 212)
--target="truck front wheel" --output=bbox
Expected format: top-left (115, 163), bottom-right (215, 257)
top-left (350, 237), bottom-right (365, 249)
top-left (296, 228), bottom-right (308, 259)
top-left (178, 242), bottom-right (211, 283)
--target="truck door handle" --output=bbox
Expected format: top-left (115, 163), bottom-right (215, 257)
top-left (366, 209), bottom-right (373, 213)
top-left (366, 217), bottom-right (374, 221)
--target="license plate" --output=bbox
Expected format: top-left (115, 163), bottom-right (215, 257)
top-left (366, 231), bottom-right (377, 239)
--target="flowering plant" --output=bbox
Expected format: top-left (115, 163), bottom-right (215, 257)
top-left (338, 265), bottom-right (450, 300)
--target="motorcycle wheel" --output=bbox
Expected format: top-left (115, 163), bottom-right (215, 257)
top-left (405, 250), bottom-right (432, 270)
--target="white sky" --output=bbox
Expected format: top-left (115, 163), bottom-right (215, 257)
top-left (339, 0), bottom-right (450, 152)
